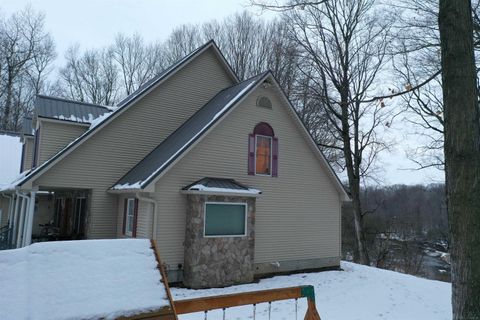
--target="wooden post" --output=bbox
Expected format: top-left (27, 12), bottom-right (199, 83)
top-left (305, 299), bottom-right (321, 320)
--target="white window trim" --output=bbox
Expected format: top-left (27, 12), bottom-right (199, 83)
top-left (125, 198), bottom-right (136, 237)
top-left (254, 134), bottom-right (273, 176)
top-left (203, 202), bottom-right (248, 238)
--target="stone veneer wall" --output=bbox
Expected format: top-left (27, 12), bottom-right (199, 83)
top-left (183, 194), bottom-right (255, 288)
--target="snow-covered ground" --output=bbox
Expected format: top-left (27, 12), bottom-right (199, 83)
top-left (172, 262), bottom-right (451, 320)
top-left (0, 239), bottom-right (170, 320)
top-left (0, 134), bottom-right (22, 188)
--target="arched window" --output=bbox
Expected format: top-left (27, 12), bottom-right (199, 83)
top-left (248, 122), bottom-right (278, 177)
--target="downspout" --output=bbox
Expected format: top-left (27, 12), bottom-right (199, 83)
top-left (12, 193), bottom-right (20, 247)
top-left (16, 191), bottom-right (30, 248)
top-left (23, 190), bottom-right (36, 246)
top-left (135, 193), bottom-right (158, 240)
top-left (16, 192), bottom-right (29, 248)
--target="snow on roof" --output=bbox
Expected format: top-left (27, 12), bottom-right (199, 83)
top-left (182, 178), bottom-right (261, 195)
top-left (112, 72), bottom-right (268, 191)
top-left (36, 95), bottom-right (111, 125)
top-left (0, 134), bottom-right (22, 190)
top-left (187, 184), bottom-right (261, 195)
top-left (0, 239), bottom-right (170, 320)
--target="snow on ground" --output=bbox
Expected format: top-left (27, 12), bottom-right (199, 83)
top-left (172, 262), bottom-right (451, 320)
top-left (0, 134), bottom-right (22, 188)
top-left (0, 239), bottom-right (169, 320)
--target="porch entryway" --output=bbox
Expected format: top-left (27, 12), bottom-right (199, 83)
top-left (0, 188), bottom-right (90, 250)
top-left (33, 189), bottom-right (89, 242)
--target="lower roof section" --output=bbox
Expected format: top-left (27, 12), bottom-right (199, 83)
top-left (181, 177), bottom-right (261, 197)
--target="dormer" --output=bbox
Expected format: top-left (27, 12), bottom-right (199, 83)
top-left (30, 96), bottom-right (112, 168)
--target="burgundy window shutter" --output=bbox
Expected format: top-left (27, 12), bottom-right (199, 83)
top-left (272, 137), bottom-right (279, 177)
top-left (122, 199), bottom-right (127, 235)
top-left (132, 199), bottom-right (139, 238)
top-left (248, 134), bottom-right (255, 175)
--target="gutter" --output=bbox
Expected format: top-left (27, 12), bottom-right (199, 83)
top-left (135, 193), bottom-right (158, 240)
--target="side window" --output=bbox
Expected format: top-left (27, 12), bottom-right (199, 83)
top-left (123, 198), bottom-right (138, 237)
top-left (248, 122), bottom-right (278, 177)
top-left (204, 203), bottom-right (247, 237)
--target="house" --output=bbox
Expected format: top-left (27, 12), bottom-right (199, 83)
top-left (0, 40), bottom-right (349, 288)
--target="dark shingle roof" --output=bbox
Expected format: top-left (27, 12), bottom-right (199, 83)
top-left (22, 117), bottom-right (33, 136)
top-left (36, 95), bottom-right (111, 124)
top-left (182, 177), bottom-right (259, 193)
top-left (112, 72), bottom-right (269, 190)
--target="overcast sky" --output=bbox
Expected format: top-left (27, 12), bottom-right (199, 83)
top-left (1, 0), bottom-right (445, 185)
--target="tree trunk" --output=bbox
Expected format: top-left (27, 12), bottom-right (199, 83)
top-left (2, 77), bottom-right (13, 131)
top-left (340, 90), bottom-right (370, 265)
top-left (438, 0), bottom-right (480, 318)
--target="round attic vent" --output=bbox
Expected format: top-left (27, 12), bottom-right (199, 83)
top-left (256, 96), bottom-right (272, 109)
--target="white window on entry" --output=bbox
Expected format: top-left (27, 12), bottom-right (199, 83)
top-left (204, 202), bottom-right (247, 237)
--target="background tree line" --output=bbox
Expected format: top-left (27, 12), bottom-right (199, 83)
top-left (343, 183), bottom-right (448, 277)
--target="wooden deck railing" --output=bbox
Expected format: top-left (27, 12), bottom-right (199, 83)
top-left (174, 285), bottom-right (321, 319)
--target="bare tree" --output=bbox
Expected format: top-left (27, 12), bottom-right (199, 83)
top-left (57, 46), bottom-right (119, 105)
top-left (112, 33), bottom-right (164, 95)
top-left (439, 0), bottom-right (480, 317)
top-left (0, 6), bottom-right (55, 131)
top-left (391, 0), bottom-right (480, 172)
top-left (283, 0), bottom-right (392, 264)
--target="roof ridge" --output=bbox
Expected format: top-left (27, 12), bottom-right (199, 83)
top-left (36, 95), bottom-right (110, 110)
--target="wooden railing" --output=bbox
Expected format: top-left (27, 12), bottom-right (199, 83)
top-left (174, 285), bottom-right (321, 319)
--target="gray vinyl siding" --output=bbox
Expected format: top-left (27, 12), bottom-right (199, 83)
top-left (32, 47), bottom-right (235, 239)
top-left (23, 137), bottom-right (34, 171)
top-left (152, 85), bottom-right (341, 266)
top-left (37, 120), bottom-right (88, 166)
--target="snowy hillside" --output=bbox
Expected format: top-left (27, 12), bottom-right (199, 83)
top-left (0, 134), bottom-right (22, 188)
top-left (173, 262), bottom-right (451, 320)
